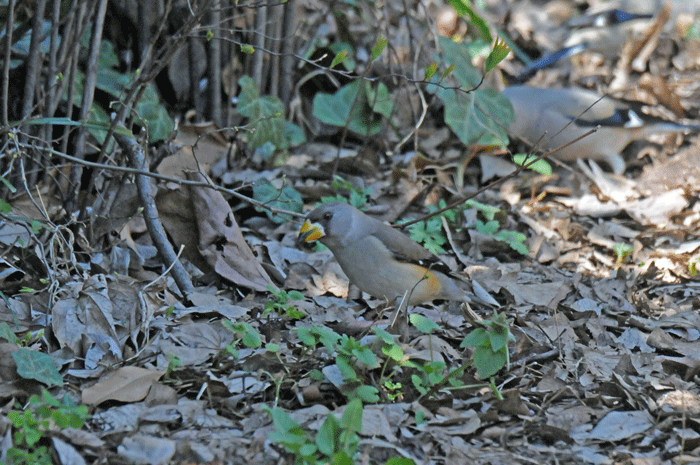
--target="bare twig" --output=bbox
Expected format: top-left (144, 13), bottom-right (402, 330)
top-left (68, 0), bottom-right (109, 212)
top-left (208, 0), bottom-right (222, 126)
top-left (21, 141), bottom-right (306, 219)
top-left (113, 132), bottom-right (195, 298)
top-left (1, 0), bottom-right (14, 129)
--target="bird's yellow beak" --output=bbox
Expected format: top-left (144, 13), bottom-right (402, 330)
top-left (297, 220), bottom-right (324, 244)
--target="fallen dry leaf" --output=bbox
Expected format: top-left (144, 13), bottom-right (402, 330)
top-left (82, 366), bottom-right (165, 405)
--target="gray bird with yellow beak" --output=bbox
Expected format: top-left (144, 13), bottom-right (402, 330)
top-left (297, 202), bottom-right (464, 306)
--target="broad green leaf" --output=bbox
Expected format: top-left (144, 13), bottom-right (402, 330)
top-left (316, 413), bottom-right (341, 456)
top-left (12, 348), bottom-right (63, 386)
top-left (284, 121), bottom-right (306, 147)
top-left (439, 88), bottom-right (511, 146)
top-left (436, 37), bottom-right (482, 88)
top-left (94, 68), bottom-right (174, 142)
top-left (461, 327), bottom-right (488, 348)
top-left (352, 384), bottom-right (379, 403)
top-left (364, 81), bottom-right (394, 117)
top-left (296, 327), bottom-right (317, 346)
top-left (336, 357), bottom-right (357, 381)
top-left (353, 346), bottom-right (379, 368)
top-left (238, 76), bottom-right (288, 149)
top-left (409, 313), bottom-right (440, 334)
top-left (489, 328), bottom-right (511, 352)
top-left (0, 322), bottom-right (18, 344)
top-left (242, 328), bottom-right (261, 348)
top-left (473, 345), bottom-right (506, 378)
top-left (382, 343), bottom-right (404, 362)
top-left (333, 451), bottom-right (354, 465)
top-left (268, 406), bottom-right (301, 433)
top-left (312, 80), bottom-right (389, 136)
top-left (252, 178), bottom-right (303, 223)
top-left (373, 327), bottom-right (395, 345)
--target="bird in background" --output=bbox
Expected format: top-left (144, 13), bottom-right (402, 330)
top-left (515, 8), bottom-right (653, 81)
top-left (297, 202), bottom-right (466, 307)
top-left (502, 85), bottom-right (700, 174)
top-left (513, 0), bottom-right (700, 81)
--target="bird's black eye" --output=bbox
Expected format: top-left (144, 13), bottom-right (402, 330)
top-left (323, 212), bottom-right (332, 221)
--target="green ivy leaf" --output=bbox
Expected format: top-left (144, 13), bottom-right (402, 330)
top-left (312, 80), bottom-right (393, 136)
top-left (238, 76), bottom-right (289, 149)
top-left (12, 348), bottom-right (63, 387)
top-left (252, 178), bottom-right (303, 223)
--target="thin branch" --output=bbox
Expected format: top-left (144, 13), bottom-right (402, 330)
top-left (112, 132), bottom-right (195, 298)
top-left (22, 141), bottom-right (306, 219)
top-left (1, 0), bottom-right (14, 129)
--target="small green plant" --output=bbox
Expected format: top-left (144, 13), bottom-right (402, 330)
top-left (264, 285), bottom-right (306, 320)
top-left (266, 398), bottom-right (364, 465)
top-left (466, 199), bottom-right (529, 255)
top-left (688, 256), bottom-right (700, 276)
top-left (5, 391), bottom-right (90, 465)
top-left (164, 354), bottom-right (183, 378)
top-left (296, 325), bottom-right (380, 403)
top-left (613, 243), bottom-right (633, 269)
top-left (406, 199), bottom-right (457, 255)
top-left (320, 176), bottom-right (372, 210)
top-left (267, 396), bottom-right (414, 465)
top-left (222, 320), bottom-right (262, 358)
top-left (461, 311), bottom-right (515, 379)
top-left (405, 315), bottom-right (464, 396)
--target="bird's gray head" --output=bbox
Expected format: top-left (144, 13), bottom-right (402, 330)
top-left (297, 202), bottom-right (363, 248)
